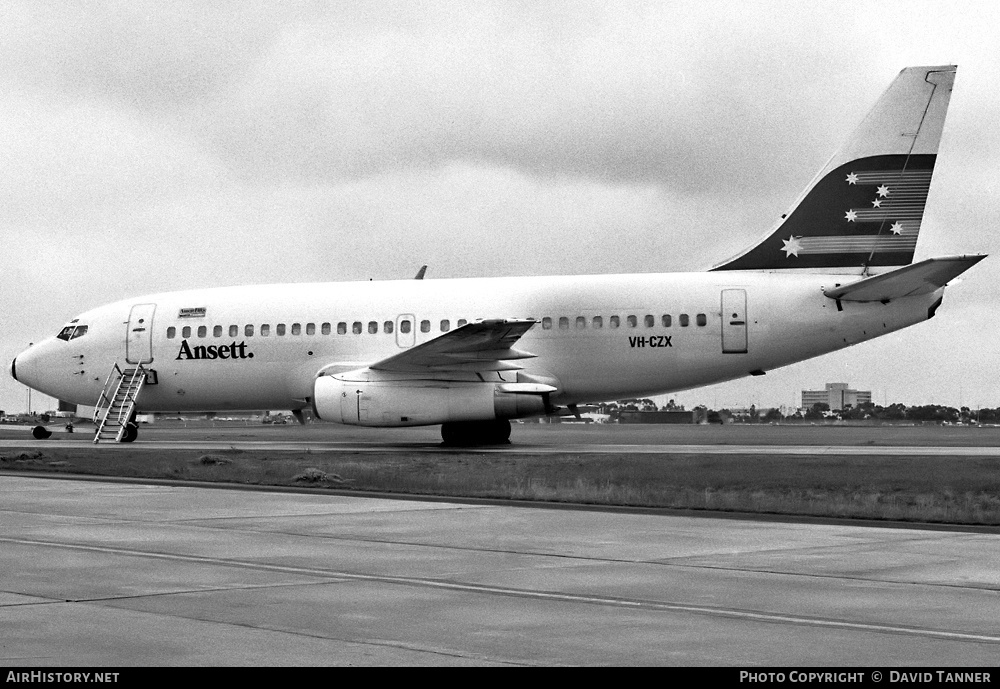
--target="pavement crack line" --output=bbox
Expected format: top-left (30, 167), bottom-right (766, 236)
top-left (0, 580), bottom-right (343, 607)
top-left (3, 535), bottom-right (1000, 645)
top-left (1, 587), bottom-right (536, 667)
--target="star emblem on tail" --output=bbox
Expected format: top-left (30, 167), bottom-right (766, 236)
top-left (781, 235), bottom-right (803, 257)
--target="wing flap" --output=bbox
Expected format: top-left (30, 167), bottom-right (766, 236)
top-left (823, 255), bottom-right (986, 302)
top-left (370, 319), bottom-right (538, 374)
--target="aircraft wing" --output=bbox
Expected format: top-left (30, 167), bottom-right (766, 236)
top-left (823, 255), bottom-right (986, 303)
top-left (369, 319), bottom-right (538, 373)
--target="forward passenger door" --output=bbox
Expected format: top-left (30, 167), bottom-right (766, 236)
top-left (126, 303), bottom-right (156, 364)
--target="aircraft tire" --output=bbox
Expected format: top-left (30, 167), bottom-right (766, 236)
top-left (440, 419), bottom-right (511, 446)
top-left (31, 426), bottom-right (52, 440)
top-left (121, 423), bottom-right (138, 443)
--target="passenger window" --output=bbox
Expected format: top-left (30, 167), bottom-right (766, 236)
top-left (400, 320), bottom-right (411, 334)
top-left (213, 325), bottom-right (222, 337)
top-left (245, 324), bottom-right (254, 337)
top-left (441, 319), bottom-right (450, 332)
top-left (337, 322), bottom-right (347, 335)
top-left (420, 320), bottom-right (430, 333)
top-left (197, 326), bottom-right (206, 338)
top-left (368, 321), bottom-right (378, 334)
top-left (610, 315), bottom-right (620, 329)
top-left (182, 326), bottom-right (191, 338)
top-left (384, 320), bottom-right (394, 334)
top-left (292, 323), bottom-right (301, 335)
top-left (307, 323), bottom-right (315, 335)
top-left (457, 319), bottom-right (467, 327)
top-left (680, 314), bottom-right (689, 327)
top-left (277, 324), bottom-right (285, 336)
top-left (592, 316), bottom-right (603, 328)
top-left (627, 315), bottom-right (637, 328)
top-left (260, 324), bottom-right (270, 336)
top-left (322, 322), bottom-right (331, 335)
top-left (542, 317), bottom-right (552, 330)
top-left (352, 322), bottom-right (362, 334)
top-left (229, 325), bottom-right (238, 337)
top-left (696, 313), bottom-right (707, 327)
top-left (167, 326), bottom-right (176, 339)
top-left (662, 315), bottom-right (672, 327)
top-left (644, 315), bottom-right (654, 328)
top-left (558, 317), bottom-right (569, 330)
top-left (575, 316), bottom-right (586, 329)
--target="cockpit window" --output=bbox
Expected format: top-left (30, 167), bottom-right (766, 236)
top-left (56, 325), bottom-right (88, 341)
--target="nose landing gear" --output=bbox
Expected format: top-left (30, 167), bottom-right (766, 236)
top-left (121, 422), bottom-right (138, 443)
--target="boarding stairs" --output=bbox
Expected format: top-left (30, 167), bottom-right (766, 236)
top-left (93, 364), bottom-right (146, 443)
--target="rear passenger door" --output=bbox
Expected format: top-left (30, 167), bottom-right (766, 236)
top-left (721, 289), bottom-right (748, 354)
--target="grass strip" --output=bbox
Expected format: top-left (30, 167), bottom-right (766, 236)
top-left (4, 446), bottom-right (1000, 525)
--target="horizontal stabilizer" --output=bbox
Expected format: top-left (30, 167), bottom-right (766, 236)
top-left (823, 255), bottom-right (986, 302)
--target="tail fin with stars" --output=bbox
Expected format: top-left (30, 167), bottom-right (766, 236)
top-left (712, 65), bottom-right (956, 273)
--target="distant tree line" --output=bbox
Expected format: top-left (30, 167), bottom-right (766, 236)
top-left (597, 399), bottom-right (666, 415)
top-left (597, 400), bottom-right (1000, 424)
top-left (792, 401), bottom-right (981, 423)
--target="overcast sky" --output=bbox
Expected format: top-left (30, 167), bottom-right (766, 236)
top-left (4, 0), bottom-right (999, 414)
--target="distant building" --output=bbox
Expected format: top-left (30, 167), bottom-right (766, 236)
top-left (802, 383), bottom-right (872, 411)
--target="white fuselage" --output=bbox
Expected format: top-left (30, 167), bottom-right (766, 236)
top-left (13, 271), bottom-right (940, 417)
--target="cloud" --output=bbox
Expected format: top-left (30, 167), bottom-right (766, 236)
top-left (197, 2), bottom-right (871, 196)
top-left (0, 90), bottom-right (230, 227)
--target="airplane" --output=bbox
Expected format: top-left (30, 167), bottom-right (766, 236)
top-left (10, 65), bottom-right (985, 445)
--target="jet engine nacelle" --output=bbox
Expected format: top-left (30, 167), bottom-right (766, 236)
top-left (312, 372), bottom-right (549, 427)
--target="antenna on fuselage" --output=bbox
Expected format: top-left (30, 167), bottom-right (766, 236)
top-left (414, 265), bottom-right (427, 280)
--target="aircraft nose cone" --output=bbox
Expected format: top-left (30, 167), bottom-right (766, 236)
top-left (11, 345), bottom-right (42, 392)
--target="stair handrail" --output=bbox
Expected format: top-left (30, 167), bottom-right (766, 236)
top-left (93, 362), bottom-right (124, 424)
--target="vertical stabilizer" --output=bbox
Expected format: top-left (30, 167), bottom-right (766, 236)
top-left (713, 65), bottom-right (956, 272)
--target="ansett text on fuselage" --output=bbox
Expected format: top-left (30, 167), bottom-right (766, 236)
top-left (175, 340), bottom-right (253, 361)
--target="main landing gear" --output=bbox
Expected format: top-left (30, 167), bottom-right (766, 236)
top-left (440, 419), bottom-right (512, 447)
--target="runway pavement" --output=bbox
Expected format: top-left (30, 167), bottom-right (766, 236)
top-left (5, 421), bottom-right (1000, 456)
top-left (2, 474), bottom-right (998, 666)
top-left (4, 439), bottom-right (1000, 455)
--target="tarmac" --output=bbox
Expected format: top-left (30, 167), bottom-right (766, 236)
top-left (2, 472), bottom-right (999, 666)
